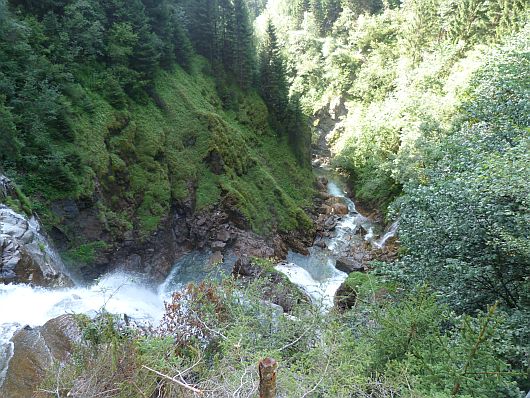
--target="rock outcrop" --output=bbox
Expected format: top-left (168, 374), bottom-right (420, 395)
top-left (233, 256), bottom-right (310, 312)
top-left (49, 186), bottom-right (313, 283)
top-left (0, 315), bottom-right (81, 398)
top-left (334, 282), bottom-right (357, 313)
top-left (335, 257), bottom-right (365, 274)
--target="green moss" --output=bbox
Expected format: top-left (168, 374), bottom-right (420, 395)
top-left (30, 60), bottom-right (314, 245)
top-left (344, 272), bottom-right (397, 303)
top-left (64, 241), bottom-right (108, 265)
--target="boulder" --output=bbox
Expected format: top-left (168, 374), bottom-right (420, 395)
top-left (233, 256), bottom-right (310, 312)
top-left (318, 191), bottom-right (331, 201)
top-left (325, 196), bottom-right (343, 206)
top-left (216, 228), bottom-right (232, 243)
top-left (314, 239), bottom-right (327, 249)
top-left (335, 257), bottom-right (365, 274)
top-left (211, 241), bottom-right (227, 251)
top-left (317, 176), bottom-right (328, 186)
top-left (0, 206), bottom-right (72, 287)
top-left (334, 282), bottom-right (357, 313)
top-left (324, 216), bottom-right (337, 231)
top-left (283, 235), bottom-right (309, 256)
top-left (332, 203), bottom-right (348, 215)
top-left (209, 251), bottom-right (224, 266)
top-left (0, 315), bottom-right (81, 398)
top-left (319, 204), bottom-right (333, 215)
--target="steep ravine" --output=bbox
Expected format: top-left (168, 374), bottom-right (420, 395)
top-left (0, 102), bottom-right (397, 396)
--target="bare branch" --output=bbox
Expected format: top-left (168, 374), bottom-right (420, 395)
top-left (142, 365), bottom-right (204, 395)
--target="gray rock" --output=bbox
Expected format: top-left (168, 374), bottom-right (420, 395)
top-left (0, 315), bottom-right (81, 398)
top-left (335, 257), bottom-right (365, 274)
top-left (216, 228), bottom-right (232, 243)
top-left (211, 241), bottom-right (227, 251)
top-left (0, 206), bottom-right (72, 287)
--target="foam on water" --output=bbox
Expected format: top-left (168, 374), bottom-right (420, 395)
top-left (275, 171), bottom-right (398, 310)
top-left (0, 271), bottom-right (167, 387)
top-left (275, 261), bottom-right (346, 309)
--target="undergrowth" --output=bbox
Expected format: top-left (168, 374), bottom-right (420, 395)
top-left (40, 273), bottom-right (522, 398)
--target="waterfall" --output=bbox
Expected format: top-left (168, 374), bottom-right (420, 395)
top-left (275, 171), bottom-right (397, 309)
top-left (373, 220), bottom-right (399, 249)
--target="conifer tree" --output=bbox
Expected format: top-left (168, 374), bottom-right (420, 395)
top-left (286, 95), bottom-right (311, 166)
top-left (187, 0), bottom-right (219, 63)
top-left (259, 19), bottom-right (289, 132)
top-left (233, 0), bottom-right (255, 88)
top-left (219, 0), bottom-right (236, 72)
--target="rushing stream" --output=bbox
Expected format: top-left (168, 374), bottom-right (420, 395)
top-left (0, 252), bottom-right (236, 387)
top-left (0, 168), bottom-right (396, 388)
top-left (275, 168), bottom-right (395, 308)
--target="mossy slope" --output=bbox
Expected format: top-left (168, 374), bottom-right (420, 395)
top-left (59, 59), bottom-right (313, 241)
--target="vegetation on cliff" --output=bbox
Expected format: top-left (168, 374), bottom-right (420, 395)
top-left (1, 0), bottom-right (528, 396)
top-left (0, 0), bottom-right (313, 254)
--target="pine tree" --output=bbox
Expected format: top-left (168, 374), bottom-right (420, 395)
top-left (311, 0), bottom-right (325, 35)
top-left (286, 95), bottom-right (311, 166)
top-left (259, 19), bottom-right (289, 133)
top-left (219, 0), bottom-right (236, 72)
top-left (233, 0), bottom-right (255, 88)
top-left (187, 0), bottom-right (219, 63)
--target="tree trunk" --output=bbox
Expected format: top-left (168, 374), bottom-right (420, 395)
top-left (258, 358), bottom-right (277, 398)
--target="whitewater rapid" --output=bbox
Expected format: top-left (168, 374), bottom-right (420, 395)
top-left (274, 171), bottom-right (397, 309)
top-left (0, 251), bottom-right (236, 387)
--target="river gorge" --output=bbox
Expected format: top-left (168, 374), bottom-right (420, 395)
top-left (0, 164), bottom-right (397, 396)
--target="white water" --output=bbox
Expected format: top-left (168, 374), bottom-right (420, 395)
top-left (0, 271), bottom-right (166, 385)
top-left (0, 250), bottom-right (235, 387)
top-left (276, 259), bottom-right (346, 309)
top-left (275, 171), bottom-right (398, 310)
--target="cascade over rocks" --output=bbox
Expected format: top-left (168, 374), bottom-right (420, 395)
top-left (233, 256), bottom-right (310, 312)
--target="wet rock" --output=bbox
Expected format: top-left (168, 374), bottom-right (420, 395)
top-left (335, 257), bottom-right (365, 274)
top-left (209, 251), bottom-right (224, 265)
top-left (356, 225), bottom-right (368, 237)
top-left (317, 176), bottom-right (328, 186)
top-left (324, 216), bottom-right (337, 231)
top-left (325, 196), bottom-right (343, 206)
top-left (283, 235), bottom-right (309, 256)
top-left (332, 203), bottom-right (348, 215)
top-left (211, 241), bottom-right (227, 251)
top-left (233, 236), bottom-right (274, 258)
top-left (0, 206), bottom-right (72, 287)
top-left (0, 315), bottom-right (81, 398)
top-left (233, 256), bottom-right (310, 312)
top-left (314, 239), bottom-right (327, 249)
top-left (319, 204), bottom-right (333, 215)
top-left (318, 191), bottom-right (331, 201)
top-left (334, 282), bottom-right (357, 313)
top-left (216, 228), bottom-right (232, 243)
top-left (272, 235), bottom-right (289, 259)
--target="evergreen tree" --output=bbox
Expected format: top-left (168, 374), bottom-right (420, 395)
top-left (186, 0), bottom-right (219, 63)
top-left (311, 0), bottom-right (325, 35)
top-left (233, 0), bottom-right (255, 88)
top-left (286, 95), bottom-right (311, 166)
top-left (259, 19), bottom-right (289, 132)
top-left (218, 0), bottom-right (236, 72)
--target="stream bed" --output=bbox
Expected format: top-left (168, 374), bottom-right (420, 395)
top-left (0, 168), bottom-right (396, 388)
top-left (274, 168), bottom-right (395, 308)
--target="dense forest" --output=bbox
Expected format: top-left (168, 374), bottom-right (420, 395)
top-left (0, 0), bottom-right (529, 397)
